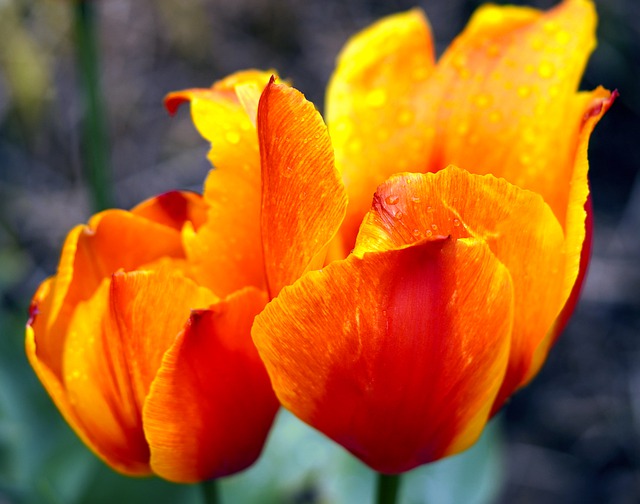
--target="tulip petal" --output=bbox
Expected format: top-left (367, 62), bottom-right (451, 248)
top-left (61, 270), bottom-right (216, 475)
top-left (526, 89), bottom-right (616, 384)
top-left (144, 287), bottom-right (278, 483)
top-left (354, 167), bottom-right (566, 411)
top-left (26, 280), bottom-right (127, 474)
top-left (326, 9), bottom-right (435, 251)
top-left (130, 190), bottom-right (207, 232)
top-left (257, 80), bottom-right (347, 297)
top-left (31, 211), bottom-right (185, 380)
top-left (425, 0), bottom-right (600, 223)
top-left (253, 237), bottom-right (513, 473)
top-left (168, 71), bottom-right (274, 297)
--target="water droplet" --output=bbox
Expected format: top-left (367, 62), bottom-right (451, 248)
top-left (555, 30), bottom-right (570, 45)
top-left (452, 54), bottom-right (471, 79)
top-left (412, 228), bottom-right (421, 236)
top-left (225, 131), bottom-right (241, 144)
top-left (377, 129), bottom-right (390, 141)
top-left (431, 224), bottom-right (438, 231)
top-left (348, 139), bottom-right (362, 153)
top-left (517, 86), bottom-right (531, 98)
top-left (366, 88), bottom-right (387, 107)
top-left (474, 93), bottom-right (492, 108)
top-left (395, 211), bottom-right (404, 220)
top-left (412, 66), bottom-right (429, 81)
top-left (411, 196), bottom-right (421, 204)
top-left (385, 195), bottom-right (399, 205)
top-left (530, 37), bottom-right (544, 51)
top-left (538, 62), bottom-right (554, 79)
top-left (427, 206), bottom-right (434, 213)
top-left (426, 229), bottom-right (433, 237)
top-left (452, 218), bottom-right (461, 227)
top-left (486, 44), bottom-right (500, 57)
top-left (398, 109), bottom-right (414, 125)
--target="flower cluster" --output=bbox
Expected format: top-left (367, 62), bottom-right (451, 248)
top-left (27, 0), bottom-right (613, 482)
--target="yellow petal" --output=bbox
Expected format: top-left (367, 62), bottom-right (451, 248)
top-left (326, 9), bottom-right (435, 251)
top-left (525, 88), bottom-right (616, 388)
top-left (253, 237), bottom-right (513, 472)
top-left (257, 80), bottom-right (347, 297)
top-left (168, 71), bottom-right (274, 296)
top-left (425, 0), bottom-right (601, 223)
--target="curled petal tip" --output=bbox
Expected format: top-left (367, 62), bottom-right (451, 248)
top-left (584, 89), bottom-right (618, 122)
top-left (163, 92), bottom-right (188, 116)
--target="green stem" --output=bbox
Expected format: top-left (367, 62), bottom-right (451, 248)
top-left (201, 479), bottom-right (220, 504)
top-left (72, 1), bottom-right (114, 211)
top-left (376, 473), bottom-right (401, 504)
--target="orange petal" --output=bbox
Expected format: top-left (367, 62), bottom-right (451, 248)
top-left (325, 9), bottom-right (435, 251)
top-left (26, 280), bottom-right (125, 474)
top-left (258, 79), bottom-right (348, 297)
top-left (61, 270), bottom-right (216, 475)
top-left (169, 71), bottom-right (275, 297)
top-left (354, 167), bottom-right (566, 412)
top-left (253, 237), bottom-right (513, 473)
top-left (144, 287), bottom-right (278, 483)
top-left (425, 0), bottom-right (602, 223)
top-left (524, 90), bottom-right (616, 388)
top-left (30, 210), bottom-right (185, 381)
top-left (131, 190), bottom-right (207, 232)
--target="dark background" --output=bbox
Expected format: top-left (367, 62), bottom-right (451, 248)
top-left (0, 0), bottom-right (638, 503)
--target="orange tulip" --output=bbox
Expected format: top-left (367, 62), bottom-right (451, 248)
top-left (27, 71), bottom-right (348, 482)
top-left (247, 0), bottom-right (614, 474)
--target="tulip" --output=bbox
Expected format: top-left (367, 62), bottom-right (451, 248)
top-left (247, 0), bottom-right (614, 474)
top-left (27, 69), bottom-right (348, 483)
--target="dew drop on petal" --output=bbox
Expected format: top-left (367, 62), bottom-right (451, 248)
top-left (385, 195), bottom-right (399, 205)
top-left (225, 131), bottom-right (241, 144)
top-left (517, 86), bottom-right (531, 98)
top-left (538, 62), bottom-right (555, 79)
top-left (366, 88), bottom-right (387, 108)
top-left (555, 30), bottom-right (570, 45)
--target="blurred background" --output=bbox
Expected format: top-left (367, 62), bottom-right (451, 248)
top-left (0, 0), bottom-right (637, 502)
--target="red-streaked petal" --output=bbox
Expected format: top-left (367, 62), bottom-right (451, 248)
top-left (144, 287), bottom-right (277, 483)
top-left (31, 211), bottom-right (185, 380)
top-left (354, 167), bottom-right (566, 412)
top-left (253, 237), bottom-right (513, 473)
top-left (325, 9), bottom-right (436, 252)
top-left (131, 190), bottom-right (207, 232)
top-left (522, 90), bottom-right (616, 391)
top-left (60, 270), bottom-right (216, 475)
top-left (258, 80), bottom-right (347, 297)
